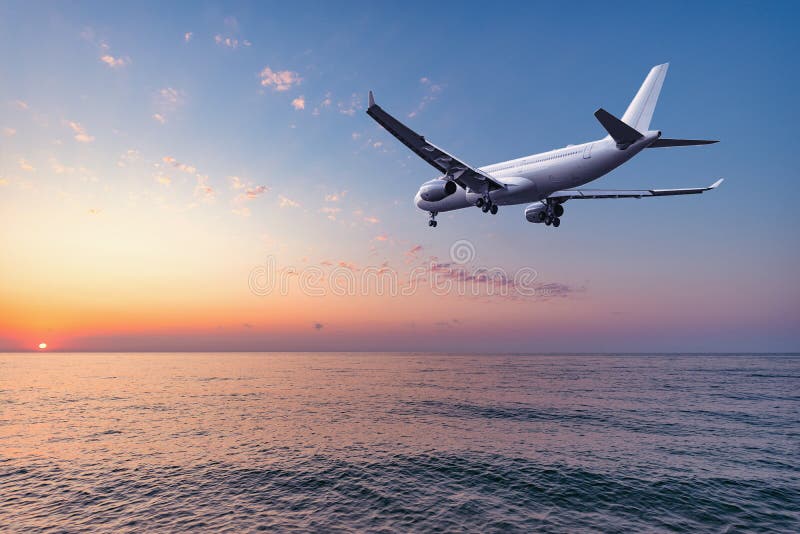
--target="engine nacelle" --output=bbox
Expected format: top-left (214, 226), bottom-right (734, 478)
top-left (419, 179), bottom-right (457, 202)
top-left (525, 201), bottom-right (547, 223)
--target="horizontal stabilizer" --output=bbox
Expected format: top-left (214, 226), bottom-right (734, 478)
top-left (595, 108), bottom-right (643, 148)
top-left (649, 138), bottom-right (719, 148)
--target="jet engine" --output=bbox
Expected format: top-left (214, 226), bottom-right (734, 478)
top-left (525, 201), bottom-right (548, 223)
top-left (419, 179), bottom-right (457, 202)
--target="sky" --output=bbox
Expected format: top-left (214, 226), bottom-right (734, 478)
top-left (1, 1), bottom-right (798, 352)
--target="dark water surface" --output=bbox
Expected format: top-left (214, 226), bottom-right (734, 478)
top-left (1, 353), bottom-right (798, 532)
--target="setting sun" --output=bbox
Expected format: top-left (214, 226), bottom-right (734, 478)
top-left (38, 342), bottom-right (47, 350)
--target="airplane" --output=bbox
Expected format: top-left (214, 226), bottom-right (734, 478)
top-left (366, 63), bottom-right (722, 228)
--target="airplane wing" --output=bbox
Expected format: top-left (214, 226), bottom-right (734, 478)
top-left (548, 179), bottom-right (723, 200)
top-left (366, 91), bottom-right (505, 193)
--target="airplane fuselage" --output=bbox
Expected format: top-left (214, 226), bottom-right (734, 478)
top-left (415, 131), bottom-right (660, 212)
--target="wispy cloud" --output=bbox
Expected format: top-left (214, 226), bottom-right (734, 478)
top-left (291, 96), bottom-right (306, 110)
top-left (406, 244), bottom-right (423, 262)
top-left (278, 195), bottom-right (300, 208)
top-left (320, 206), bottom-right (341, 220)
top-left (3, 127), bottom-right (15, 137)
top-left (214, 35), bottom-right (251, 49)
top-left (158, 87), bottom-right (184, 108)
top-left (19, 159), bottom-right (35, 172)
top-left (13, 100), bottom-right (29, 110)
top-left (325, 191), bottom-right (347, 202)
top-left (100, 54), bottom-right (129, 68)
top-left (195, 174), bottom-right (215, 202)
top-left (153, 88), bottom-right (185, 124)
top-left (162, 156), bottom-right (196, 174)
top-left (66, 121), bottom-right (95, 143)
top-left (117, 149), bottom-right (140, 168)
top-left (363, 216), bottom-right (380, 224)
top-left (338, 93), bottom-right (361, 116)
top-left (408, 77), bottom-right (444, 118)
top-left (245, 185), bottom-right (269, 199)
top-left (82, 30), bottom-right (130, 70)
top-left (259, 67), bottom-right (302, 91)
top-left (228, 176), bottom-right (246, 190)
top-left (184, 32), bottom-right (193, 43)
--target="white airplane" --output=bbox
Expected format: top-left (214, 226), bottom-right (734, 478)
top-left (367, 63), bottom-right (722, 228)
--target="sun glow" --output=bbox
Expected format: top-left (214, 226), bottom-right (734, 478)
top-left (38, 342), bottom-right (47, 350)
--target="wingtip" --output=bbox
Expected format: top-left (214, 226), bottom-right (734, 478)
top-left (368, 90), bottom-right (375, 108)
top-left (709, 178), bottom-right (724, 189)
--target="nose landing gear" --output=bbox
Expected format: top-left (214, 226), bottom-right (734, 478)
top-left (428, 211), bottom-right (438, 228)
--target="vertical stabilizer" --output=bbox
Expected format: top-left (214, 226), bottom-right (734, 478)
top-left (621, 63), bottom-right (669, 132)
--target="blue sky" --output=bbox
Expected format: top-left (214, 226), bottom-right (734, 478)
top-left (1, 1), bottom-right (798, 351)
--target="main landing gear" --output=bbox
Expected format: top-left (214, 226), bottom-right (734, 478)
top-left (475, 197), bottom-right (498, 215)
top-left (544, 201), bottom-right (564, 228)
top-left (428, 211), bottom-right (438, 227)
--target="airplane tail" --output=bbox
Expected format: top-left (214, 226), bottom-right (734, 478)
top-left (621, 63), bottom-right (669, 132)
top-left (597, 63), bottom-right (718, 148)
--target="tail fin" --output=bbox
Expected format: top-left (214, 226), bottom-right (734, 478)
top-left (622, 63), bottom-right (669, 131)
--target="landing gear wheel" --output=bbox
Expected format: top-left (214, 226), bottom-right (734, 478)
top-left (475, 198), bottom-right (485, 208)
top-left (429, 220), bottom-right (438, 227)
top-left (490, 204), bottom-right (498, 215)
top-left (554, 204), bottom-right (564, 217)
top-left (552, 217), bottom-right (561, 228)
top-left (428, 211), bottom-right (438, 228)
top-left (481, 204), bottom-right (490, 213)
top-left (545, 216), bottom-right (552, 226)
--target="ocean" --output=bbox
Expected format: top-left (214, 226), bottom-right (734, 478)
top-left (1, 353), bottom-right (798, 532)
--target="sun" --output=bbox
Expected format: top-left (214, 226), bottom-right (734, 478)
top-left (38, 342), bottom-right (47, 350)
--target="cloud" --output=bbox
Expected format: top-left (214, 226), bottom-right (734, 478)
top-left (13, 100), bottom-right (29, 110)
top-left (157, 87), bottom-right (184, 108)
top-left (351, 132), bottom-right (361, 140)
top-left (337, 261), bottom-right (358, 271)
top-left (214, 34), bottom-right (251, 49)
top-left (312, 92), bottom-right (333, 116)
top-left (232, 206), bottom-right (251, 217)
top-left (313, 322), bottom-right (324, 330)
top-left (19, 159), bottom-right (35, 172)
top-left (155, 174), bottom-right (171, 186)
top-left (374, 233), bottom-right (389, 242)
top-left (278, 195), bottom-right (300, 208)
top-left (162, 156), bottom-right (196, 174)
top-left (0, 178), bottom-right (8, 186)
top-left (406, 244), bottom-right (423, 261)
top-left (50, 158), bottom-right (75, 174)
top-left (184, 32), bottom-right (193, 43)
top-left (228, 176), bottom-right (246, 190)
top-left (152, 113), bottom-right (166, 124)
top-left (3, 127), bottom-right (16, 136)
top-left (67, 121), bottom-right (95, 143)
top-left (259, 67), bottom-right (301, 91)
top-left (195, 174), bottom-right (215, 201)
top-left (408, 77), bottom-right (444, 118)
top-left (363, 216), bottom-right (380, 224)
top-left (291, 96), bottom-right (305, 110)
top-left (87, 208), bottom-right (102, 216)
top-left (320, 206), bottom-right (341, 220)
top-left (338, 93), bottom-right (361, 116)
top-left (325, 191), bottom-right (347, 202)
top-left (117, 149), bottom-right (140, 167)
top-left (245, 185), bottom-right (269, 199)
top-left (100, 54), bottom-right (129, 68)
